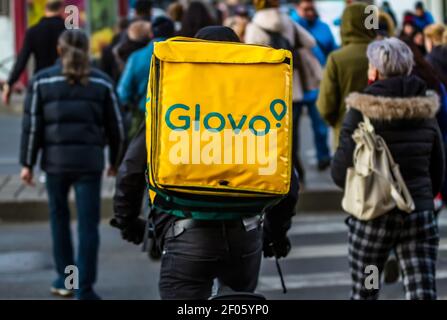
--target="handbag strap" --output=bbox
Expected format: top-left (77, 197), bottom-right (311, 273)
top-left (379, 139), bottom-right (415, 212)
top-left (357, 115), bottom-right (415, 213)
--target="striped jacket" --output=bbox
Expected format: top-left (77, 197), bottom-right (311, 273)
top-left (20, 64), bottom-right (126, 173)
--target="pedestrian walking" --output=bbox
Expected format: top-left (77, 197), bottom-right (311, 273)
top-left (118, 17), bottom-right (175, 139)
top-left (377, 11), bottom-right (396, 38)
top-left (2, 0), bottom-right (65, 105)
top-left (381, 1), bottom-right (397, 27)
top-left (332, 38), bottom-right (445, 300)
top-left (291, 0), bottom-right (335, 171)
top-left (413, 1), bottom-right (435, 32)
top-left (401, 12), bottom-right (417, 39)
top-left (99, 0), bottom-right (152, 83)
top-left (132, 0), bottom-right (153, 22)
top-left (112, 26), bottom-right (298, 300)
top-left (223, 5), bottom-right (250, 42)
top-left (381, 35), bottom-right (447, 284)
top-left (424, 24), bottom-right (447, 86)
top-left (317, 2), bottom-right (376, 145)
top-left (100, 18), bottom-right (131, 83)
top-left (19, 30), bottom-right (126, 300)
top-left (167, 1), bottom-right (184, 32)
top-left (245, 0), bottom-right (320, 183)
top-left (113, 20), bottom-right (152, 76)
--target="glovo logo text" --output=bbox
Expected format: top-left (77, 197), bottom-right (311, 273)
top-left (165, 99), bottom-right (287, 175)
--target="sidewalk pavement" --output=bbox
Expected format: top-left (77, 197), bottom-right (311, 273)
top-left (0, 168), bottom-right (342, 222)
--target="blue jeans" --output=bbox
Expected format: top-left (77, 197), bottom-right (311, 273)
top-left (46, 173), bottom-right (101, 298)
top-left (294, 100), bottom-right (331, 162)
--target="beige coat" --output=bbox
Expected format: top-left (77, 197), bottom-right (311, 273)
top-left (245, 8), bottom-right (317, 102)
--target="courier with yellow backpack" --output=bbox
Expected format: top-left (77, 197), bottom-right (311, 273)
top-left (111, 26), bottom-right (299, 300)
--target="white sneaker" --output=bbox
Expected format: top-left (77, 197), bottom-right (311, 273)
top-left (51, 287), bottom-right (74, 298)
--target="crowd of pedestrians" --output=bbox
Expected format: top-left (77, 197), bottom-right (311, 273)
top-left (1, 0), bottom-right (447, 301)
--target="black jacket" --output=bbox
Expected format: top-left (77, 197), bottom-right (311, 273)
top-left (332, 76), bottom-right (445, 211)
top-left (114, 124), bottom-right (297, 240)
top-left (20, 64), bottom-right (127, 174)
top-left (8, 16), bottom-right (65, 86)
top-left (426, 45), bottom-right (447, 85)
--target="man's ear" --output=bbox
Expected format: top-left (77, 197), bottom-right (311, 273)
top-left (57, 46), bottom-right (62, 56)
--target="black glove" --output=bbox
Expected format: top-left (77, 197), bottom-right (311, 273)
top-left (263, 235), bottom-right (291, 258)
top-left (110, 218), bottom-right (147, 245)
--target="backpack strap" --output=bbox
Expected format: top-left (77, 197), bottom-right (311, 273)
top-left (379, 138), bottom-right (415, 213)
top-left (292, 23), bottom-right (303, 50)
top-left (361, 115), bottom-right (415, 213)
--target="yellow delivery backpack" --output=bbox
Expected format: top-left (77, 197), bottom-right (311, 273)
top-left (146, 37), bottom-right (293, 211)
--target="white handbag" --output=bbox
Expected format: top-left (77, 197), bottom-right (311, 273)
top-left (342, 116), bottom-right (415, 221)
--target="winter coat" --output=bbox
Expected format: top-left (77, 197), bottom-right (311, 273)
top-left (291, 13), bottom-right (338, 66)
top-left (316, 3), bottom-right (376, 144)
top-left (331, 76), bottom-right (445, 212)
top-left (245, 8), bottom-right (318, 102)
top-left (20, 64), bottom-right (127, 174)
top-left (114, 124), bottom-right (298, 240)
top-left (118, 38), bottom-right (166, 113)
top-left (7, 16), bottom-right (65, 86)
top-left (426, 45), bottom-right (447, 86)
top-left (414, 11), bottom-right (435, 31)
top-left (291, 13), bottom-right (338, 102)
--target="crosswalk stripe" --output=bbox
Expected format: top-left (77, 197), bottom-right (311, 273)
top-left (258, 213), bottom-right (447, 296)
top-left (258, 269), bottom-right (447, 292)
top-left (288, 221), bottom-right (347, 235)
top-left (289, 215), bottom-right (447, 236)
top-left (284, 239), bottom-right (447, 260)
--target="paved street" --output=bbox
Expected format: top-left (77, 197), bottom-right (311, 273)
top-left (2, 111), bottom-right (447, 300)
top-left (1, 213), bottom-right (447, 300)
top-left (0, 113), bottom-right (21, 175)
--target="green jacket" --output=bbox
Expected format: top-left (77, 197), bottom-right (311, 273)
top-left (317, 3), bottom-right (376, 145)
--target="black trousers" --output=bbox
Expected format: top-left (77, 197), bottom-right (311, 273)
top-left (159, 220), bottom-right (262, 300)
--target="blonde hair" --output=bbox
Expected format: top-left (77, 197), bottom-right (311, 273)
top-left (167, 2), bottom-right (184, 22)
top-left (424, 23), bottom-right (446, 46)
top-left (443, 29), bottom-right (447, 44)
top-left (58, 30), bottom-right (90, 86)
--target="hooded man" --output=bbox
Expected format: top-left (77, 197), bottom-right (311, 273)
top-left (316, 2), bottom-right (376, 144)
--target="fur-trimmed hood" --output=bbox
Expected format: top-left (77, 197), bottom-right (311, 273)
top-left (346, 91), bottom-right (440, 120)
top-left (345, 76), bottom-right (440, 120)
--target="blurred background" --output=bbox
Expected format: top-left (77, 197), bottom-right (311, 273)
top-left (0, 1), bottom-right (446, 93)
top-left (0, 0), bottom-right (446, 300)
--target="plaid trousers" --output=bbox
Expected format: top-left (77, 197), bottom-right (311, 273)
top-left (346, 210), bottom-right (439, 300)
